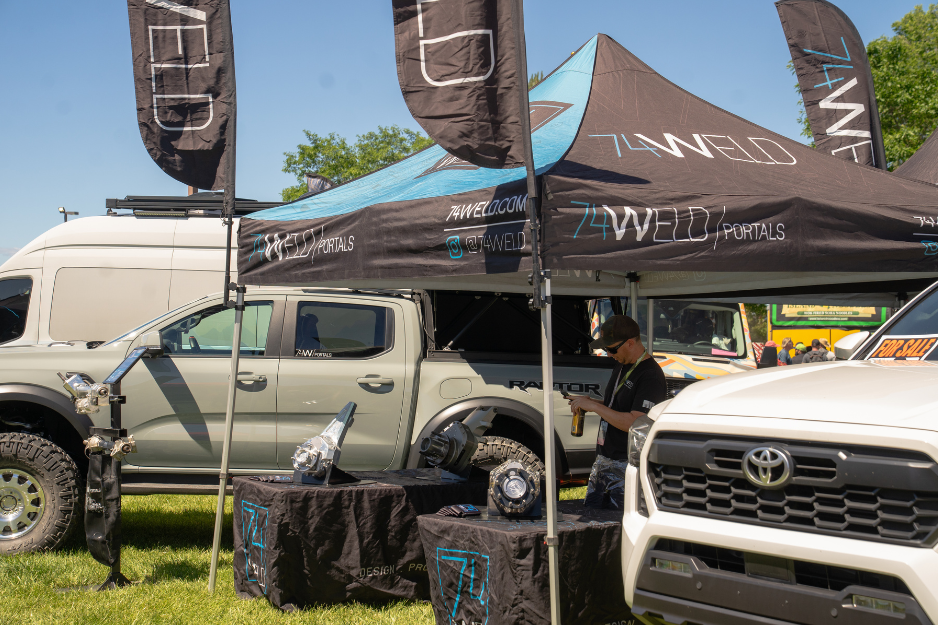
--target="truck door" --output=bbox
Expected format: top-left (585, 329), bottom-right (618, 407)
top-left (277, 296), bottom-right (406, 470)
top-left (119, 296), bottom-right (284, 470)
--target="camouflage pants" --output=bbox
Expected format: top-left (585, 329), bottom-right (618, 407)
top-left (584, 454), bottom-right (627, 510)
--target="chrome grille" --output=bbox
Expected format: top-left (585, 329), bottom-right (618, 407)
top-left (648, 434), bottom-right (938, 547)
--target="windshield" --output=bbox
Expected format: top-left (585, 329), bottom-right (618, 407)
top-left (102, 301), bottom-right (194, 346)
top-left (0, 278), bottom-right (31, 344)
top-left (856, 287), bottom-right (938, 360)
top-left (591, 298), bottom-right (747, 358)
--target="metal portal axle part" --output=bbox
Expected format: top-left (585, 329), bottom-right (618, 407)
top-left (58, 372), bottom-right (110, 415)
top-left (83, 434), bottom-right (137, 461)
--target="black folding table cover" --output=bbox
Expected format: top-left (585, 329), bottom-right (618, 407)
top-left (417, 500), bottom-right (636, 625)
top-left (233, 470), bottom-right (487, 610)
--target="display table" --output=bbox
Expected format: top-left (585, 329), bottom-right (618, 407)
top-left (233, 470), bottom-right (487, 610)
top-left (417, 500), bottom-right (637, 625)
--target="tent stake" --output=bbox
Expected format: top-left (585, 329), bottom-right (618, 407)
top-left (208, 284), bottom-right (245, 592)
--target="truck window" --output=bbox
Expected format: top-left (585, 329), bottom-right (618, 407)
top-left (646, 300), bottom-right (747, 358)
top-left (433, 292), bottom-right (592, 355)
top-left (293, 302), bottom-right (392, 359)
top-left (0, 278), bottom-right (31, 344)
top-left (592, 298), bottom-right (747, 359)
top-left (160, 301), bottom-right (273, 356)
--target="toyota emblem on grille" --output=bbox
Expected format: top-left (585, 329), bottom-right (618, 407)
top-left (743, 446), bottom-right (793, 489)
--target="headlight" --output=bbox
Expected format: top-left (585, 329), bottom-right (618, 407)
top-left (628, 415), bottom-right (654, 467)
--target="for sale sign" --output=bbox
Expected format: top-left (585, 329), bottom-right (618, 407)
top-left (868, 335), bottom-right (938, 361)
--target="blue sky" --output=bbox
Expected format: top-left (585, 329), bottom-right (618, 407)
top-left (0, 1), bottom-right (923, 260)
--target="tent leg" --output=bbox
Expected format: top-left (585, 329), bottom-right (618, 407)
top-left (208, 285), bottom-right (245, 592)
top-left (647, 298), bottom-right (654, 349)
top-left (540, 277), bottom-right (561, 624)
top-left (630, 279), bottom-right (639, 319)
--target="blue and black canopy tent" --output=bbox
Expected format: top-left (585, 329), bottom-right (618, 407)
top-left (226, 33), bottom-right (938, 616)
top-left (238, 34), bottom-right (938, 297)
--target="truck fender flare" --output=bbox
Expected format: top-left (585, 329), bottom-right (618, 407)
top-left (406, 396), bottom-right (566, 472)
top-left (0, 384), bottom-right (91, 439)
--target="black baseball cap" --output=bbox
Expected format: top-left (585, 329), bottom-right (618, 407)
top-left (590, 315), bottom-right (641, 350)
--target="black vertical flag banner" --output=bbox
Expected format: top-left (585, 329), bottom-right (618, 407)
top-left (392, 0), bottom-right (522, 169)
top-left (127, 0), bottom-right (235, 190)
top-left (776, 0), bottom-right (886, 169)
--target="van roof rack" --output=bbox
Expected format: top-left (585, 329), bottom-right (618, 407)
top-left (105, 193), bottom-right (282, 217)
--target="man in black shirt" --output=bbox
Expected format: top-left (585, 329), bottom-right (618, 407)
top-left (569, 314), bottom-right (667, 509)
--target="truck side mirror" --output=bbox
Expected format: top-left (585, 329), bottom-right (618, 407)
top-left (834, 331), bottom-right (870, 360)
top-left (140, 331), bottom-right (162, 350)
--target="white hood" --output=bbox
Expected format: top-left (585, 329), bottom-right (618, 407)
top-left (665, 360), bottom-right (938, 431)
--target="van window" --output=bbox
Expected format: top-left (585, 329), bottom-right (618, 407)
top-left (293, 302), bottom-right (391, 358)
top-left (160, 302), bottom-right (273, 356)
top-left (0, 278), bottom-right (31, 344)
top-left (50, 268), bottom-right (172, 341)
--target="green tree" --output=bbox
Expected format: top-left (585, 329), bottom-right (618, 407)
top-left (788, 61), bottom-right (815, 146)
top-left (868, 4), bottom-right (938, 168)
top-left (528, 71), bottom-right (544, 90)
top-left (744, 303), bottom-right (768, 343)
top-left (281, 125), bottom-right (434, 202)
top-left (792, 4), bottom-right (938, 169)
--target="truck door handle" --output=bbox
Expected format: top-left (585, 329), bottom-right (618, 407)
top-left (357, 377), bottom-right (394, 385)
top-left (235, 373), bottom-right (266, 383)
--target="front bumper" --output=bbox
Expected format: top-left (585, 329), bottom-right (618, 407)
top-left (632, 545), bottom-right (928, 625)
top-left (622, 415), bottom-right (938, 624)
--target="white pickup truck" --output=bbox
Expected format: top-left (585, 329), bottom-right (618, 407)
top-left (621, 281), bottom-right (938, 625)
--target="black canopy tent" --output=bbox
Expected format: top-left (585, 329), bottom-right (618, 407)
top-left (233, 36), bottom-right (938, 612)
top-left (239, 34), bottom-right (938, 293)
top-left (896, 127), bottom-right (938, 186)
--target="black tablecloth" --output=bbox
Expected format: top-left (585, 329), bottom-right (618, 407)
top-left (418, 500), bottom-right (638, 625)
top-left (233, 470), bottom-right (487, 610)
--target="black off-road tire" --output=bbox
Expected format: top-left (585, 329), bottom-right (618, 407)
top-left (0, 433), bottom-right (83, 554)
top-left (471, 436), bottom-right (546, 474)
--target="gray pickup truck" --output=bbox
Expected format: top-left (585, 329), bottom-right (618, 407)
top-left (1, 286), bottom-right (626, 553)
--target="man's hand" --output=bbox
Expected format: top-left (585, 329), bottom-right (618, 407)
top-left (569, 395), bottom-right (645, 433)
top-left (569, 395), bottom-right (601, 415)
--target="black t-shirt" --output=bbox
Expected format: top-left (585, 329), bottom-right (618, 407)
top-left (596, 356), bottom-right (668, 461)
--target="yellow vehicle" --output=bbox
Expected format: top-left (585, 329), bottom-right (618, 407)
top-left (768, 305), bottom-right (889, 355)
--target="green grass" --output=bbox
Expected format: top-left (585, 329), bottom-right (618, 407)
top-left (1, 487), bottom-right (588, 624)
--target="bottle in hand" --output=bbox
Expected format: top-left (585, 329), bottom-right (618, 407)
top-left (565, 391), bottom-right (584, 437)
top-left (571, 407), bottom-right (584, 437)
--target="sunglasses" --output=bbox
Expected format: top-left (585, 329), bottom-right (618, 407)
top-left (605, 338), bottom-right (632, 354)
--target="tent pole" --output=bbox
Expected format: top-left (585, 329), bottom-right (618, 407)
top-left (647, 298), bottom-right (655, 351)
top-left (208, 41), bottom-right (238, 591)
top-left (511, 0), bottom-right (560, 621)
top-left (540, 280), bottom-right (561, 624)
top-left (630, 278), bottom-right (639, 320)
top-left (208, 285), bottom-right (245, 591)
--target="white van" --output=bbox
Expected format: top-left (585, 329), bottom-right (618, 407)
top-left (0, 194), bottom-right (279, 347)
